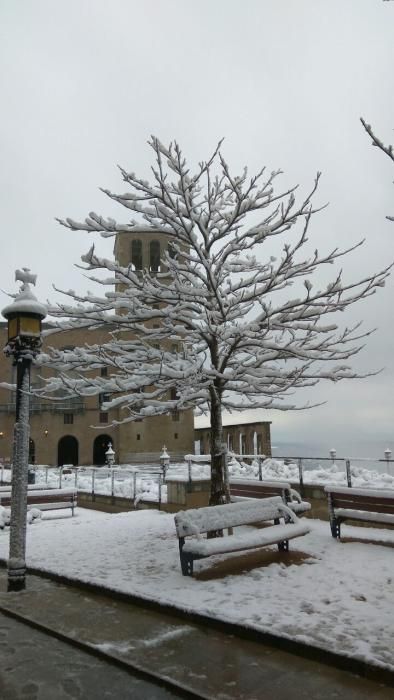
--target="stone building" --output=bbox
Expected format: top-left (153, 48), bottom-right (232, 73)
top-left (195, 421), bottom-right (272, 458)
top-left (0, 228), bottom-right (195, 466)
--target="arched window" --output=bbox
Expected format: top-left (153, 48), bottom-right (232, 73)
top-left (150, 240), bottom-right (161, 272)
top-left (58, 435), bottom-right (79, 466)
top-left (131, 239), bottom-right (143, 270)
top-left (170, 387), bottom-right (179, 421)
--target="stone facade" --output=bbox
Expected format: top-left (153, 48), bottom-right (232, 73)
top-left (195, 421), bottom-right (272, 457)
top-left (0, 228), bottom-right (195, 466)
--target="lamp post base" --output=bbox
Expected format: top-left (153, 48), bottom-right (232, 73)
top-left (7, 577), bottom-right (26, 592)
top-left (7, 557), bottom-right (26, 592)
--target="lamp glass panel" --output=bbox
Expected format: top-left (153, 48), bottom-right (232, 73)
top-left (19, 316), bottom-right (41, 337)
top-left (8, 317), bottom-right (18, 340)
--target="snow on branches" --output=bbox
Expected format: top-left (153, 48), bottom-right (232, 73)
top-left (361, 117), bottom-right (394, 222)
top-left (39, 137), bottom-right (391, 503)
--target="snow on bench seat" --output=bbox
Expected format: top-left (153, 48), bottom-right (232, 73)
top-left (182, 521), bottom-right (310, 557)
top-left (174, 497), bottom-right (310, 576)
top-left (324, 486), bottom-right (394, 538)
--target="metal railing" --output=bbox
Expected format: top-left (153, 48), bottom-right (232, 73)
top-left (266, 454), bottom-right (393, 491)
top-left (2, 452), bottom-right (393, 500)
top-left (185, 452), bottom-right (394, 492)
top-left (33, 464), bottom-right (165, 508)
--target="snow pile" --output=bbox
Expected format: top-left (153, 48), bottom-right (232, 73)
top-left (26, 508), bottom-right (42, 524)
top-left (0, 507), bottom-right (393, 670)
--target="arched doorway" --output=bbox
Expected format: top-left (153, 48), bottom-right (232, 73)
top-left (29, 438), bottom-right (35, 465)
top-left (58, 436), bottom-right (79, 466)
top-left (93, 435), bottom-right (113, 466)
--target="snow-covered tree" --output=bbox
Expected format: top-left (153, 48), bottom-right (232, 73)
top-left (39, 137), bottom-right (390, 505)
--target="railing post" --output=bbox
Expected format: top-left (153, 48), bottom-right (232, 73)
top-left (345, 459), bottom-right (352, 488)
top-left (158, 475), bottom-right (162, 510)
top-left (74, 468), bottom-right (78, 490)
top-left (59, 467), bottom-right (63, 489)
top-left (298, 458), bottom-right (304, 497)
top-left (45, 467), bottom-right (48, 485)
top-left (133, 471), bottom-right (137, 500)
top-left (187, 456), bottom-right (192, 484)
top-left (1, 461), bottom-right (4, 484)
top-left (258, 457), bottom-right (262, 481)
top-left (111, 469), bottom-right (115, 499)
top-left (92, 469), bottom-right (95, 498)
top-left (384, 449), bottom-right (392, 477)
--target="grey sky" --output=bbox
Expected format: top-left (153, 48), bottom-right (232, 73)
top-left (1, 0), bottom-right (393, 456)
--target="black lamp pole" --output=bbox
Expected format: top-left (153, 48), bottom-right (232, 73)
top-left (2, 269), bottom-right (46, 591)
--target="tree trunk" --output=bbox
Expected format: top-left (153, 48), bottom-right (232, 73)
top-left (209, 388), bottom-right (230, 507)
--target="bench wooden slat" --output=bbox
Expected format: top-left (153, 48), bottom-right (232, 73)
top-left (334, 508), bottom-right (394, 526)
top-left (329, 499), bottom-right (394, 514)
top-left (230, 479), bottom-right (311, 515)
top-left (27, 502), bottom-right (75, 511)
top-left (231, 485), bottom-right (286, 498)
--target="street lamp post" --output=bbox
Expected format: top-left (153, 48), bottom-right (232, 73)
top-left (2, 269), bottom-right (47, 591)
top-left (160, 445), bottom-right (170, 478)
top-left (105, 442), bottom-right (115, 467)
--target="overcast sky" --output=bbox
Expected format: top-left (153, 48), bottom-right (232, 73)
top-left (1, 0), bottom-right (393, 457)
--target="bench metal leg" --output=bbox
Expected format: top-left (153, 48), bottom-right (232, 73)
top-left (179, 539), bottom-right (194, 576)
top-left (330, 517), bottom-right (341, 539)
top-left (180, 552), bottom-right (194, 576)
top-left (277, 540), bottom-right (289, 552)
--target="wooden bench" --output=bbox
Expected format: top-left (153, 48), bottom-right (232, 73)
top-left (230, 479), bottom-right (311, 516)
top-left (174, 497), bottom-right (310, 576)
top-left (0, 488), bottom-right (77, 518)
top-left (325, 486), bottom-right (394, 539)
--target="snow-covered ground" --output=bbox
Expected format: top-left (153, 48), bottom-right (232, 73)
top-left (0, 506), bottom-right (393, 670)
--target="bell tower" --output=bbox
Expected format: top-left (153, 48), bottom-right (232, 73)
top-left (114, 228), bottom-right (174, 272)
top-left (113, 228), bottom-right (195, 462)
